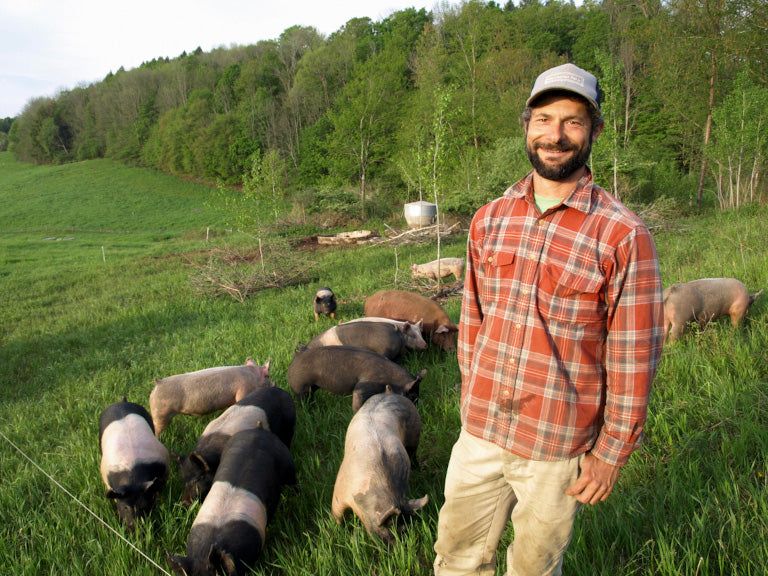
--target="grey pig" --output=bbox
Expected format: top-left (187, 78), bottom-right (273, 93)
top-left (149, 357), bottom-right (272, 436)
top-left (340, 317), bottom-right (428, 351)
top-left (176, 386), bottom-right (296, 506)
top-left (302, 321), bottom-right (409, 361)
top-left (332, 392), bottom-right (428, 543)
top-left (286, 345), bottom-right (426, 411)
top-left (166, 428), bottom-right (296, 576)
top-left (663, 277), bottom-right (763, 342)
top-left (99, 397), bottom-right (169, 531)
top-left (313, 287), bottom-right (337, 321)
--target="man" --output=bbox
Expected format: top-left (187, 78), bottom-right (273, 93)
top-left (433, 63), bottom-right (665, 576)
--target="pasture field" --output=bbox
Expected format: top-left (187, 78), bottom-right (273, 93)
top-left (0, 151), bottom-right (766, 575)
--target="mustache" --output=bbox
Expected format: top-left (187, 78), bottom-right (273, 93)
top-left (534, 141), bottom-right (577, 153)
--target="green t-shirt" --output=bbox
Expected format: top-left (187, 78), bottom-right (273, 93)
top-left (534, 194), bottom-right (562, 214)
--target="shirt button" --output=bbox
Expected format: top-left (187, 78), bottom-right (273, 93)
top-left (502, 390), bottom-right (511, 397)
top-left (487, 256), bottom-right (494, 263)
top-left (509, 358), bottom-right (515, 365)
top-left (515, 323), bottom-right (522, 330)
top-left (522, 289), bottom-right (530, 296)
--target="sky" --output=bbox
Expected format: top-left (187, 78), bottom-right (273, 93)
top-left (0, 0), bottom-right (440, 119)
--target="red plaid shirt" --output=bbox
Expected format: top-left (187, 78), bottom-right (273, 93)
top-left (458, 170), bottom-right (664, 466)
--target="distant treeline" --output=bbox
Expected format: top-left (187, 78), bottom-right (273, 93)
top-left (6, 0), bottom-right (768, 215)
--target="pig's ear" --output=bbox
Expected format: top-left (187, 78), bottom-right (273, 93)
top-left (264, 357), bottom-right (272, 373)
top-left (209, 546), bottom-right (239, 576)
top-left (190, 452), bottom-right (210, 473)
top-left (435, 325), bottom-right (449, 334)
top-left (415, 368), bottom-right (427, 383)
top-left (407, 495), bottom-right (429, 513)
top-left (106, 487), bottom-right (126, 499)
top-left (170, 451), bottom-right (185, 466)
top-left (416, 319), bottom-right (424, 330)
top-left (378, 505), bottom-right (402, 527)
top-left (165, 552), bottom-right (192, 576)
top-left (411, 264), bottom-right (417, 270)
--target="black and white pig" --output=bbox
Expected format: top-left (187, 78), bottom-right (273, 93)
top-left (286, 345), bottom-right (426, 411)
top-left (301, 321), bottom-right (409, 361)
top-left (313, 287), bottom-right (337, 321)
top-left (176, 386), bottom-right (296, 506)
top-left (166, 428), bottom-right (297, 576)
top-left (98, 398), bottom-right (170, 531)
top-left (332, 392), bottom-right (428, 543)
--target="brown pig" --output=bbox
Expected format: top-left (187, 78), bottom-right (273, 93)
top-left (149, 358), bottom-right (272, 436)
top-left (364, 289), bottom-right (458, 352)
top-left (663, 277), bottom-right (763, 342)
top-left (411, 257), bottom-right (465, 281)
top-left (331, 392), bottom-right (428, 544)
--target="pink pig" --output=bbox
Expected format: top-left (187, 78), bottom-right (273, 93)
top-left (149, 358), bottom-right (272, 436)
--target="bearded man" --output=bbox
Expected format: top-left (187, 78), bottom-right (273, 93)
top-left (433, 63), bottom-right (665, 576)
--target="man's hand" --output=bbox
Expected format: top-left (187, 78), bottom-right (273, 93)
top-left (565, 453), bottom-right (621, 505)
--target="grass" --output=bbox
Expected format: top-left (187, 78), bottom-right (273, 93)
top-left (0, 151), bottom-right (767, 575)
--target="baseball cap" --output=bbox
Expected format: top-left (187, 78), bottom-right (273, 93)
top-left (526, 63), bottom-right (600, 111)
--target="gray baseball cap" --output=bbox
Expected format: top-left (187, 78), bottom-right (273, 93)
top-left (526, 63), bottom-right (600, 111)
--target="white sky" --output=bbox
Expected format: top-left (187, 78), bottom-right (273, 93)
top-left (0, 0), bottom-right (441, 118)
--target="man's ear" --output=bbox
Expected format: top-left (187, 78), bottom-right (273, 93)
top-left (591, 122), bottom-right (604, 142)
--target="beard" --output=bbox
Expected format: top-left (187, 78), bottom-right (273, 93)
top-left (526, 133), bottom-right (593, 182)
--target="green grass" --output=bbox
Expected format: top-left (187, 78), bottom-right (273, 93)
top-left (1, 151), bottom-right (766, 575)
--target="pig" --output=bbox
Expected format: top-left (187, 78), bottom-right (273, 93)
top-left (314, 287), bottom-right (337, 321)
top-left (149, 357), bottom-right (272, 436)
top-left (175, 386), bottom-right (296, 506)
top-left (340, 317), bottom-right (428, 351)
top-left (332, 392), bottom-right (428, 544)
top-left (663, 277), bottom-right (763, 342)
top-left (364, 289), bottom-right (459, 352)
top-left (411, 257), bottom-right (465, 281)
top-left (301, 321), bottom-right (409, 361)
top-left (99, 398), bottom-right (170, 531)
top-left (286, 345), bottom-right (426, 411)
top-left (166, 428), bottom-right (296, 576)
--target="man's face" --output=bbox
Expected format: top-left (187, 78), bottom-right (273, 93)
top-left (525, 95), bottom-right (599, 182)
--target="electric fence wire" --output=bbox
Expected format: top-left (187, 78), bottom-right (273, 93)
top-left (0, 430), bottom-right (172, 576)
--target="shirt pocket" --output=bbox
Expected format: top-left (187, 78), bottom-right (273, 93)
top-left (538, 264), bottom-right (605, 328)
top-left (479, 250), bottom-right (516, 306)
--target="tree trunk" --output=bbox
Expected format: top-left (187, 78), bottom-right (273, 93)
top-left (696, 52), bottom-right (717, 212)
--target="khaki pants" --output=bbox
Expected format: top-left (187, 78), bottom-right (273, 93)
top-left (433, 429), bottom-right (583, 576)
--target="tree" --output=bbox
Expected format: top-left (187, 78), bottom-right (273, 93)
top-left (707, 68), bottom-right (768, 208)
top-left (326, 47), bottom-right (407, 219)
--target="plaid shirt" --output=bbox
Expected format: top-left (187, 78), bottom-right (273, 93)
top-left (458, 170), bottom-right (664, 466)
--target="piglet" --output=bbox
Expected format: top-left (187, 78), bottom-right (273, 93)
top-left (314, 287), bottom-right (337, 321)
top-left (411, 257), bottom-right (465, 281)
top-left (166, 428), bottom-right (296, 576)
top-left (149, 357), bottom-right (272, 436)
top-left (340, 317), bottom-right (428, 351)
top-left (287, 345), bottom-right (426, 411)
top-left (99, 397), bottom-right (169, 531)
top-left (364, 289), bottom-right (459, 352)
top-left (176, 386), bottom-right (296, 506)
top-left (663, 277), bottom-right (763, 342)
top-left (302, 321), bottom-right (409, 361)
top-left (332, 392), bottom-right (428, 543)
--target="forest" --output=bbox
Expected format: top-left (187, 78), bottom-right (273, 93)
top-left (5, 0), bottom-right (768, 218)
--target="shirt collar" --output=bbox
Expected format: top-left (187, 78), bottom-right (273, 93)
top-left (505, 168), bottom-right (595, 215)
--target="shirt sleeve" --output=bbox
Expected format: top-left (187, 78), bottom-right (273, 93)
top-left (457, 213), bottom-right (485, 405)
top-left (592, 225), bottom-right (665, 467)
